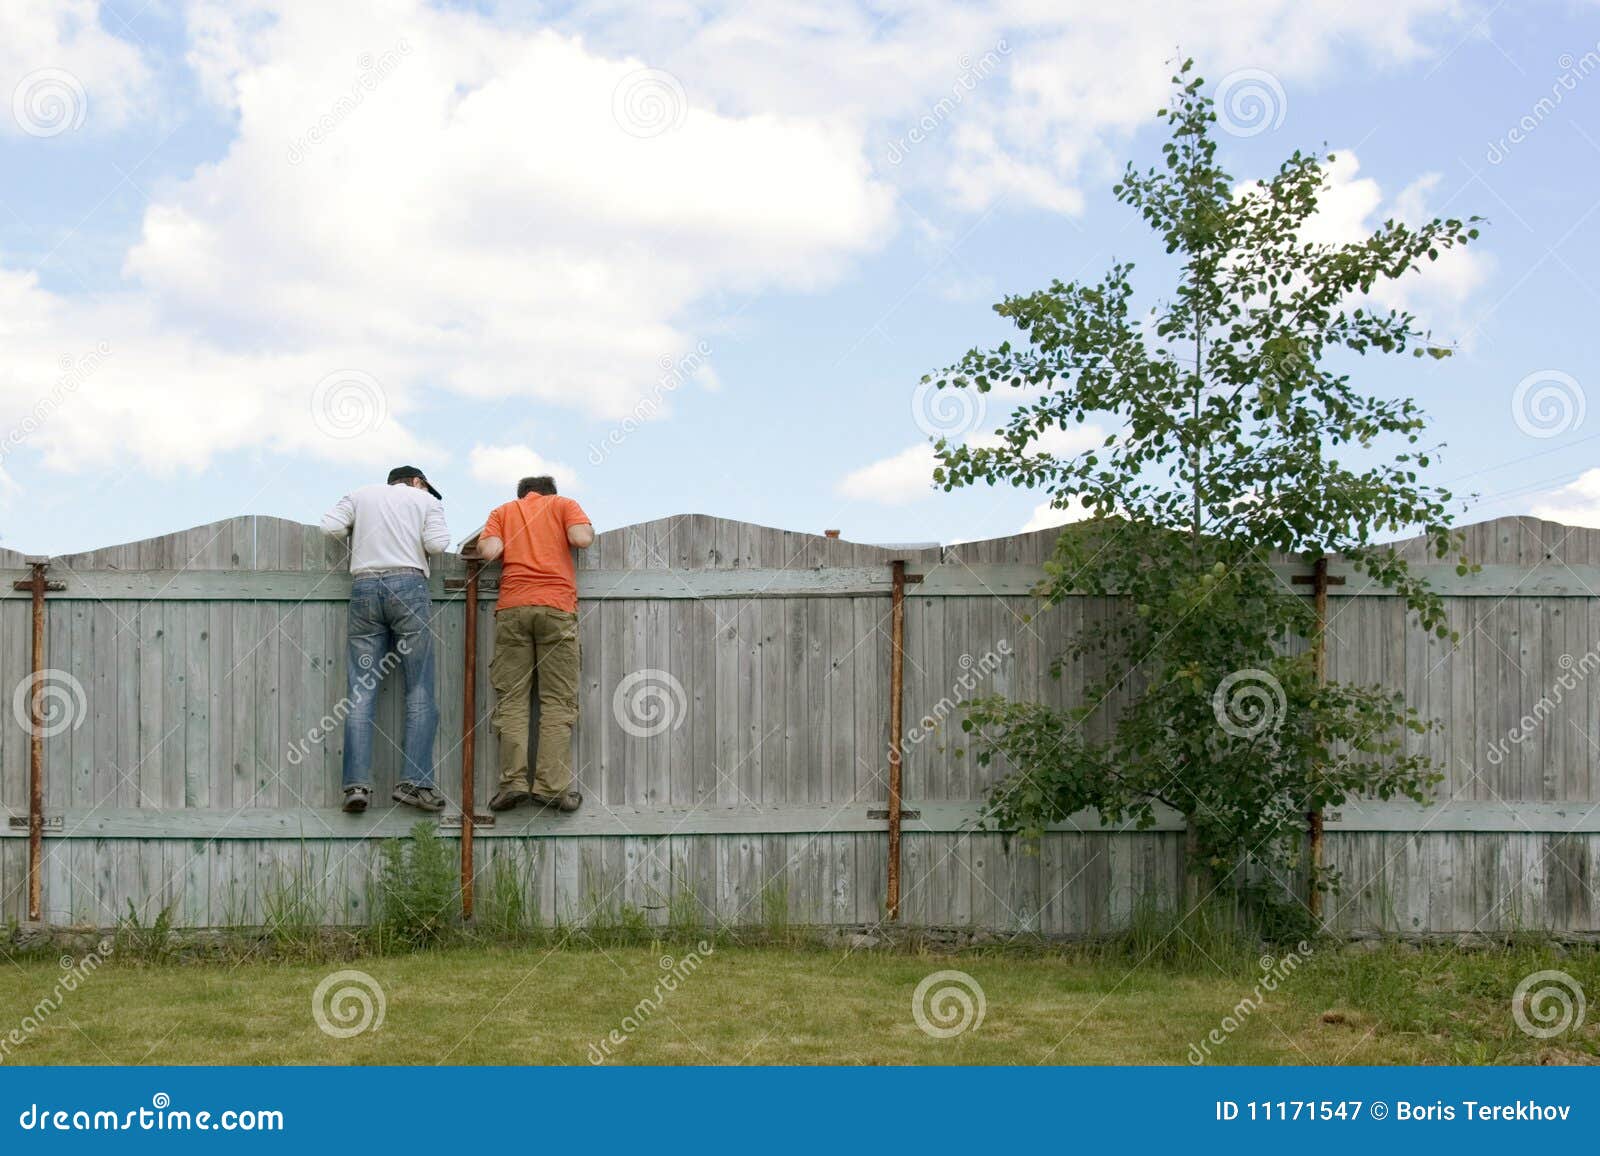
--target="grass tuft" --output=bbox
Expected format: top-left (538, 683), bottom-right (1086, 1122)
top-left (371, 821), bottom-right (459, 952)
top-left (114, 900), bottom-right (177, 964)
top-left (476, 849), bottom-right (541, 942)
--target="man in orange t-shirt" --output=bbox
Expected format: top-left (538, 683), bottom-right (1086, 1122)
top-left (476, 476), bottom-right (594, 812)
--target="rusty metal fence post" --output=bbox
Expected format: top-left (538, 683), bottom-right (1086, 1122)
top-left (1293, 554), bottom-right (1342, 921)
top-left (459, 558), bottom-right (481, 920)
top-left (14, 559), bottom-right (62, 923)
top-left (886, 559), bottom-right (906, 921)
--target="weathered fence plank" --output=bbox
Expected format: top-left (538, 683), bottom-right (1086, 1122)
top-left (4, 513), bottom-right (1600, 933)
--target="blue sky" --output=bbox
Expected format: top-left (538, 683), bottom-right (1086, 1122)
top-left (1, 1), bottom-right (1597, 556)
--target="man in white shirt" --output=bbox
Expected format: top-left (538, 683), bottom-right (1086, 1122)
top-left (322, 466), bottom-right (452, 813)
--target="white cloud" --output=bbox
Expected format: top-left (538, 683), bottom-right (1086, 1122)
top-left (468, 444), bottom-right (580, 495)
top-left (835, 443), bottom-right (937, 504)
top-left (128, 5), bottom-right (894, 420)
top-left (1530, 470), bottom-right (1600, 528)
top-left (0, 1), bottom-right (153, 135)
top-left (1293, 152), bottom-right (1490, 339)
top-left (0, 0), bottom-right (895, 475)
top-left (0, 0), bottom-right (1489, 486)
top-left (0, 267), bottom-right (435, 473)
top-left (839, 421), bottom-right (1110, 506)
top-left (571, 1), bottom-right (1466, 213)
top-left (1021, 496), bottom-right (1096, 532)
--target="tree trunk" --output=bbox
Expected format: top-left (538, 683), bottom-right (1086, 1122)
top-left (1183, 818), bottom-right (1213, 912)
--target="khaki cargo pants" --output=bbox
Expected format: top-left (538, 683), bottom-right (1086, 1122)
top-left (489, 604), bottom-right (580, 796)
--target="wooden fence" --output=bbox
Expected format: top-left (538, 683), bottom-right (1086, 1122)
top-left (2, 512), bottom-right (1598, 935)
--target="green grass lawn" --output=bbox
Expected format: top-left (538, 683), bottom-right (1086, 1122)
top-left (1, 939), bottom-right (1597, 1065)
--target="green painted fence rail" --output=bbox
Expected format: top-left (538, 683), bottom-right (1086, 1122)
top-left (3, 512), bottom-right (1599, 934)
top-left (9, 561), bottom-right (1600, 601)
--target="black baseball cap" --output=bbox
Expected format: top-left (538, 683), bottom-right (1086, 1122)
top-left (387, 465), bottom-right (441, 500)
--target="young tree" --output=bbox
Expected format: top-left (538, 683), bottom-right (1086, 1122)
top-left (928, 60), bottom-right (1479, 918)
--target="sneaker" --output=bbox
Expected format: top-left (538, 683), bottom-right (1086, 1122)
top-left (488, 789), bottom-right (532, 812)
top-left (530, 789), bottom-right (582, 813)
top-left (392, 782), bottom-right (447, 812)
top-left (342, 786), bottom-right (371, 813)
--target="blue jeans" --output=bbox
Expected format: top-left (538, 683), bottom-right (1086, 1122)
top-left (341, 570), bottom-right (438, 791)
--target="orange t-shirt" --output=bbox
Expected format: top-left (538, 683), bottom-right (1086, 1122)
top-left (483, 494), bottom-right (591, 612)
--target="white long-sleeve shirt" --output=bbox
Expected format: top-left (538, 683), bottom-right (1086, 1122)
top-left (322, 483), bottom-right (451, 575)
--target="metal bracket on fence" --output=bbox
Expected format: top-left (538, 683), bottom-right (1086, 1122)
top-left (868, 809), bottom-right (922, 821)
top-left (439, 813), bottom-right (496, 830)
top-left (7, 815), bottom-right (62, 832)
